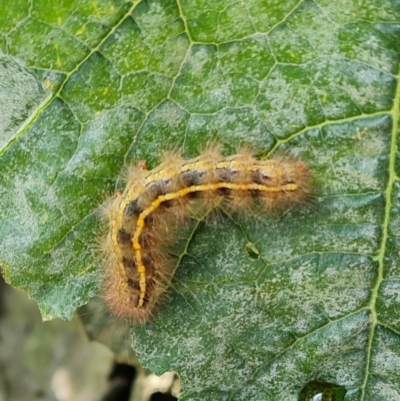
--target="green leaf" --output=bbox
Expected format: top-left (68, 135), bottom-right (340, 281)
top-left (0, 0), bottom-right (399, 399)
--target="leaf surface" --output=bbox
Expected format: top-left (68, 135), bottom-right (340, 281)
top-left (0, 0), bottom-right (399, 399)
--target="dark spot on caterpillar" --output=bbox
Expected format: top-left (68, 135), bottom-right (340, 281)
top-left (250, 189), bottom-right (262, 197)
top-left (117, 229), bottom-right (131, 245)
top-left (142, 253), bottom-right (155, 268)
top-left (146, 277), bottom-right (156, 291)
top-left (142, 293), bottom-right (150, 306)
top-left (122, 257), bottom-right (136, 269)
top-left (164, 178), bottom-right (171, 185)
top-left (261, 173), bottom-right (272, 181)
top-left (142, 278), bottom-right (157, 305)
top-left (252, 170), bottom-right (270, 184)
top-left (217, 187), bottom-right (231, 196)
top-left (216, 168), bottom-right (232, 182)
top-left (124, 199), bottom-right (143, 217)
top-left (180, 170), bottom-right (204, 186)
top-left (144, 215), bottom-right (155, 225)
top-left (162, 199), bottom-right (177, 209)
top-left (186, 190), bottom-right (202, 199)
top-left (127, 278), bottom-right (140, 290)
top-left (146, 180), bottom-right (167, 198)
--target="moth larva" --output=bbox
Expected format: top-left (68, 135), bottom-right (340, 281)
top-left (102, 147), bottom-right (311, 323)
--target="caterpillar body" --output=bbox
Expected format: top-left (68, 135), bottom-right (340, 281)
top-left (103, 147), bottom-right (310, 323)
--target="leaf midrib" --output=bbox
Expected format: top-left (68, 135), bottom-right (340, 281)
top-left (360, 62), bottom-right (400, 398)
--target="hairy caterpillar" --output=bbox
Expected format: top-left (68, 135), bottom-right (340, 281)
top-left (102, 146), bottom-right (311, 323)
